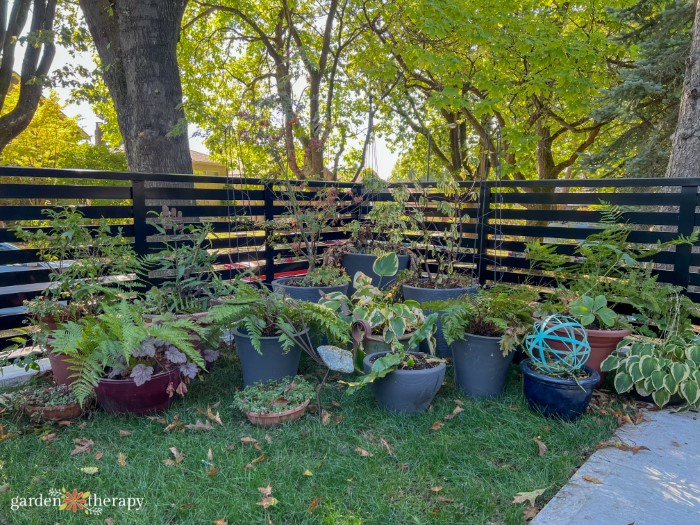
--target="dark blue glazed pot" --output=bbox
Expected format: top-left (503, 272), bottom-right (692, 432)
top-left (520, 359), bottom-right (600, 421)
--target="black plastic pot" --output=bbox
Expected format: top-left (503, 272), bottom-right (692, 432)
top-left (232, 328), bottom-right (303, 386)
top-left (363, 333), bottom-right (412, 355)
top-left (342, 252), bottom-right (410, 294)
top-left (363, 351), bottom-right (446, 414)
top-left (451, 333), bottom-right (514, 397)
top-left (520, 359), bottom-right (600, 421)
top-left (403, 284), bottom-right (477, 358)
top-left (95, 368), bottom-right (180, 415)
top-left (271, 276), bottom-right (349, 303)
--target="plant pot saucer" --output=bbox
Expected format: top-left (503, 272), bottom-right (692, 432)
top-left (243, 399), bottom-right (310, 427)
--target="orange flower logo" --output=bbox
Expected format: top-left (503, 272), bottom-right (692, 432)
top-left (61, 489), bottom-right (88, 512)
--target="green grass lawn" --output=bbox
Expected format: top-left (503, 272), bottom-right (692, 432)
top-left (0, 353), bottom-right (619, 525)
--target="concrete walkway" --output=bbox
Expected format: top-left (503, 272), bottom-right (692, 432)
top-left (534, 408), bottom-right (700, 525)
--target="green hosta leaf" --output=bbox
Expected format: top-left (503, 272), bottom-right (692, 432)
top-left (650, 370), bottom-right (666, 391)
top-left (639, 355), bottom-right (656, 377)
top-left (663, 374), bottom-right (678, 394)
top-left (372, 252), bottom-right (399, 278)
top-left (680, 380), bottom-right (700, 406)
top-left (685, 345), bottom-right (700, 365)
top-left (614, 371), bottom-right (634, 394)
top-left (652, 389), bottom-right (671, 408)
top-left (600, 354), bottom-right (619, 372)
top-left (629, 362), bottom-right (644, 383)
top-left (389, 317), bottom-right (406, 339)
top-left (671, 363), bottom-right (690, 384)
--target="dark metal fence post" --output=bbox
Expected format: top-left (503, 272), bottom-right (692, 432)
top-left (672, 184), bottom-right (697, 288)
top-left (264, 182), bottom-right (276, 283)
top-left (131, 179), bottom-right (148, 257)
top-left (475, 181), bottom-right (491, 285)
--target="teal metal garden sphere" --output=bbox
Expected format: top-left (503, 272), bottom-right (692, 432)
top-left (525, 315), bottom-right (590, 374)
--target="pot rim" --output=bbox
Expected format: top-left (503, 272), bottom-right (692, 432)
top-left (364, 351), bottom-right (446, 375)
top-left (96, 367), bottom-right (180, 386)
top-left (342, 252), bottom-right (410, 260)
top-left (519, 358), bottom-right (600, 386)
top-left (232, 327), bottom-right (309, 341)
top-left (402, 283), bottom-right (475, 292)
top-left (462, 332), bottom-right (503, 342)
top-left (585, 328), bottom-right (632, 337)
top-left (243, 398), bottom-right (310, 419)
top-left (27, 401), bottom-right (81, 412)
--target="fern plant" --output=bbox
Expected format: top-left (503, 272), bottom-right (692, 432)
top-left (205, 281), bottom-right (351, 355)
top-left (50, 301), bottom-right (205, 406)
top-left (443, 284), bottom-right (539, 355)
top-left (526, 201), bottom-right (699, 330)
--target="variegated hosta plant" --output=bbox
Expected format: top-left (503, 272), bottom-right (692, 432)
top-left (601, 334), bottom-right (700, 408)
top-left (320, 253), bottom-right (438, 392)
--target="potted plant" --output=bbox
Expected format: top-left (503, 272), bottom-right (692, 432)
top-left (526, 203), bottom-right (698, 384)
top-left (520, 316), bottom-right (600, 420)
top-left (267, 184), bottom-right (350, 302)
top-left (23, 383), bottom-right (84, 421)
top-left (443, 284), bottom-right (539, 398)
top-left (321, 253), bottom-right (442, 414)
top-left (400, 177), bottom-right (477, 303)
top-left (323, 176), bottom-right (415, 293)
top-left (13, 207), bottom-right (141, 385)
top-left (206, 282), bottom-right (350, 387)
top-left (49, 301), bottom-right (206, 414)
top-left (233, 375), bottom-right (315, 426)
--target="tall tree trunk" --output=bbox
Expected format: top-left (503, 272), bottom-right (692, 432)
top-left (79, 0), bottom-right (192, 174)
top-left (666, 0), bottom-right (700, 178)
top-left (0, 0), bottom-right (57, 153)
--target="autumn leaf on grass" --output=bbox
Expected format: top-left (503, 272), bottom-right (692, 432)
top-left (213, 519), bottom-right (228, 525)
top-left (240, 437), bottom-right (258, 445)
top-left (512, 488), bottom-right (546, 507)
top-left (308, 497), bottom-right (321, 513)
top-left (94, 452), bottom-right (103, 461)
top-left (258, 485), bottom-right (273, 496)
top-left (331, 400), bottom-right (341, 408)
top-left (70, 438), bottom-right (94, 456)
top-left (582, 475), bottom-right (603, 484)
top-left (197, 405), bottom-right (224, 427)
top-left (321, 410), bottom-right (332, 425)
top-left (523, 506), bottom-right (540, 521)
top-left (80, 466), bottom-right (99, 475)
top-left (41, 433), bottom-right (57, 443)
top-left (257, 497), bottom-right (278, 508)
top-left (436, 497), bottom-right (454, 503)
top-left (118, 430), bottom-right (131, 437)
top-left (431, 486), bottom-right (443, 493)
top-left (303, 469), bottom-right (313, 477)
top-left (264, 434), bottom-right (272, 444)
top-left (533, 436), bottom-right (547, 457)
top-left (164, 414), bottom-right (183, 432)
top-left (185, 419), bottom-right (212, 431)
top-left (207, 466), bottom-right (220, 478)
top-left (354, 447), bottom-right (372, 457)
top-left (431, 421), bottom-right (444, 431)
top-left (164, 447), bottom-right (185, 465)
top-left (117, 452), bottom-right (128, 467)
top-left (444, 406), bottom-right (464, 420)
top-left (380, 438), bottom-right (394, 456)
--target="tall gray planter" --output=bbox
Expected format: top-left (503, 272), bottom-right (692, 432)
top-left (232, 328), bottom-right (303, 386)
top-left (403, 284), bottom-right (477, 358)
top-left (342, 252), bottom-right (410, 294)
top-left (451, 333), bottom-right (514, 398)
top-left (271, 276), bottom-right (349, 303)
top-left (363, 351), bottom-right (446, 413)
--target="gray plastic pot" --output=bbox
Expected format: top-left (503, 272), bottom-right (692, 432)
top-left (363, 351), bottom-right (446, 414)
top-left (363, 333), bottom-right (412, 355)
top-left (403, 284), bottom-right (478, 358)
top-left (451, 333), bottom-right (514, 398)
top-left (232, 328), bottom-right (303, 386)
top-left (271, 276), bottom-right (349, 303)
top-left (342, 252), bottom-right (410, 294)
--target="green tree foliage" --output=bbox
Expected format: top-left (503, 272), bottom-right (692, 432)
top-left (180, 0), bottom-right (370, 180)
top-left (364, 0), bottom-right (631, 181)
top-left (585, 0), bottom-right (695, 178)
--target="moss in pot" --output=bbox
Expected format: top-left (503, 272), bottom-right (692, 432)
top-left (233, 376), bottom-right (315, 426)
top-left (24, 383), bottom-right (85, 421)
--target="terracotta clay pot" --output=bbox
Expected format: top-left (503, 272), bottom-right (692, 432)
top-left (48, 351), bottom-right (76, 386)
top-left (243, 399), bottom-right (310, 427)
top-left (95, 368), bottom-right (181, 415)
top-left (586, 328), bottom-right (631, 387)
top-left (27, 402), bottom-right (83, 421)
